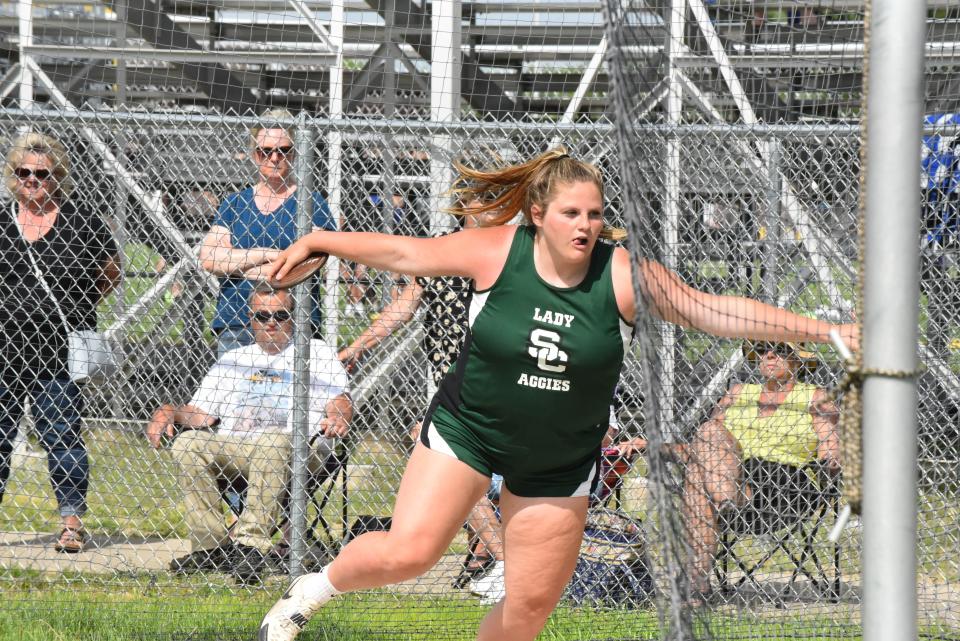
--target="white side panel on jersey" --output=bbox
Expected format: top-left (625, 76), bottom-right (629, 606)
top-left (468, 290), bottom-right (491, 328)
top-left (619, 317), bottom-right (634, 355)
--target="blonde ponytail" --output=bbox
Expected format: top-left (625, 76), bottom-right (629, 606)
top-left (447, 147), bottom-right (626, 241)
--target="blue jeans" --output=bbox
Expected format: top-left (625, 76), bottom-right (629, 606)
top-left (215, 326), bottom-right (254, 358)
top-left (0, 378), bottom-right (88, 518)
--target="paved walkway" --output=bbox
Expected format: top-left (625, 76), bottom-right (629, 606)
top-left (0, 528), bottom-right (467, 596)
top-left (0, 529), bottom-right (190, 574)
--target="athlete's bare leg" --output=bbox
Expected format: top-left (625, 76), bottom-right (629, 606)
top-left (328, 443), bottom-right (490, 590)
top-left (476, 487), bottom-right (588, 641)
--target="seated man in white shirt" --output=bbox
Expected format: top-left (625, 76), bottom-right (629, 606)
top-left (146, 285), bottom-right (352, 584)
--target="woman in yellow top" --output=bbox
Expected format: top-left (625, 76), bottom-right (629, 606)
top-left (617, 340), bottom-right (840, 599)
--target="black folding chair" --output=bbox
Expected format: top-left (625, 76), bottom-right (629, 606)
top-left (217, 439), bottom-right (349, 570)
top-left (715, 460), bottom-right (842, 604)
top-left (308, 439), bottom-right (349, 548)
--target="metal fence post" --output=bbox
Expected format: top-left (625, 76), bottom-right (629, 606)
top-left (862, 1), bottom-right (924, 640)
top-left (762, 139), bottom-right (781, 304)
top-left (289, 113), bottom-right (315, 577)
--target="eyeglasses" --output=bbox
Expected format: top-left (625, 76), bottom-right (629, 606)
top-left (251, 310), bottom-right (293, 323)
top-left (754, 342), bottom-right (793, 358)
top-left (14, 167), bottom-right (53, 181)
top-left (256, 146), bottom-right (294, 159)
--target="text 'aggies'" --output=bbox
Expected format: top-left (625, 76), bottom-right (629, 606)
top-left (517, 307), bottom-right (573, 392)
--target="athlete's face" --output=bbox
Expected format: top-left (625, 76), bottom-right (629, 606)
top-left (530, 180), bottom-right (604, 262)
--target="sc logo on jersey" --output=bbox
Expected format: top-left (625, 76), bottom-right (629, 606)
top-left (527, 328), bottom-right (568, 373)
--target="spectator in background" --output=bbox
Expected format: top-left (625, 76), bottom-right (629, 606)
top-left (0, 132), bottom-right (121, 553)
top-left (337, 198), bottom-right (488, 377)
top-left (616, 341), bottom-right (840, 602)
top-left (200, 108), bottom-right (337, 356)
top-left (921, 114), bottom-right (960, 354)
top-left (344, 190), bottom-right (428, 313)
top-left (147, 286), bottom-right (352, 584)
top-left (792, 7), bottom-right (818, 30)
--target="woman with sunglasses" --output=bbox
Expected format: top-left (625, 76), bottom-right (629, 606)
top-left (258, 148), bottom-right (856, 641)
top-left (616, 340), bottom-right (840, 602)
top-left (0, 132), bottom-right (120, 553)
top-left (200, 108), bottom-right (337, 357)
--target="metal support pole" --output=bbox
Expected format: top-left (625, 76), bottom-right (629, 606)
top-left (324, 0), bottom-right (345, 347)
top-left (287, 0), bottom-right (336, 51)
top-left (761, 140), bottom-right (781, 304)
top-left (110, 129), bottom-right (129, 419)
top-left (115, 0), bottom-right (127, 106)
top-left (25, 59), bottom-right (217, 294)
top-left (548, 35), bottom-right (608, 149)
top-left (289, 116), bottom-right (315, 577)
top-left (660, 0), bottom-right (684, 433)
top-left (428, 0), bottom-right (461, 235)
top-left (862, 2), bottom-right (924, 640)
top-left (17, 0), bottom-right (32, 109)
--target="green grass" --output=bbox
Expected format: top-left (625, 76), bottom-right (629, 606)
top-left (0, 579), bottom-right (871, 641)
top-left (3, 428), bottom-right (958, 640)
top-left (0, 426), bottom-right (407, 540)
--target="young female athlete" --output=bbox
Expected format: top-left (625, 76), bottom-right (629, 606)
top-left (257, 148), bottom-right (858, 641)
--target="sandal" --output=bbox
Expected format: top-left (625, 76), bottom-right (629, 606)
top-left (452, 554), bottom-right (496, 589)
top-left (54, 526), bottom-right (86, 554)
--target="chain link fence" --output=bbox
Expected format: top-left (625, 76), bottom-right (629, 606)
top-left (0, 5), bottom-right (955, 641)
top-left (0, 107), bottom-right (952, 640)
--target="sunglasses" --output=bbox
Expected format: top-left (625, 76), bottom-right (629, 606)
top-left (14, 167), bottom-right (53, 181)
top-left (251, 309), bottom-right (293, 323)
top-left (256, 146), bottom-right (294, 159)
top-left (753, 342), bottom-right (793, 358)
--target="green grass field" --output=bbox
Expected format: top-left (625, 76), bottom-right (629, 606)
top-left (0, 427), bottom-right (877, 641)
top-left (0, 426), bottom-right (403, 540)
top-left (0, 581), bottom-right (870, 641)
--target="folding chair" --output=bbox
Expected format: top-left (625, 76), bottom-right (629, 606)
top-left (308, 439), bottom-right (349, 548)
top-left (592, 447), bottom-right (634, 509)
top-left (714, 460), bottom-right (842, 603)
top-left (216, 439), bottom-right (348, 569)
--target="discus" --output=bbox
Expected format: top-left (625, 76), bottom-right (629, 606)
top-left (245, 252), bottom-right (329, 290)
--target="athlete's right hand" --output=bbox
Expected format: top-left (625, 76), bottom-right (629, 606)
top-left (264, 237), bottom-right (316, 281)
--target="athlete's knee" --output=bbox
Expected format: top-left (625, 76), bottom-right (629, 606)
top-left (502, 589), bottom-right (562, 628)
top-left (378, 534), bottom-right (444, 578)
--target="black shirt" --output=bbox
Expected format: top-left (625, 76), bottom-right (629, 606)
top-left (415, 274), bottom-right (473, 386)
top-left (0, 200), bottom-right (118, 382)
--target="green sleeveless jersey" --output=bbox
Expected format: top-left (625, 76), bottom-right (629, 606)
top-left (436, 225), bottom-right (633, 471)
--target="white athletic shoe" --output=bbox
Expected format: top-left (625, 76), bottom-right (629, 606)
top-left (469, 560), bottom-right (505, 604)
top-left (258, 573), bottom-right (335, 641)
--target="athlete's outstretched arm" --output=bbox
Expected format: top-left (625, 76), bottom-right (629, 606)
top-left (265, 226), bottom-right (514, 286)
top-left (611, 248), bottom-right (858, 350)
